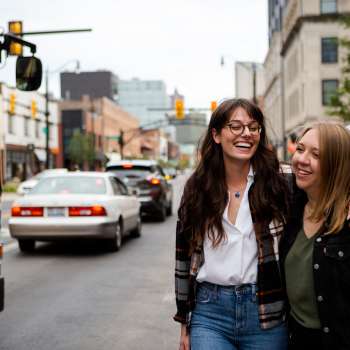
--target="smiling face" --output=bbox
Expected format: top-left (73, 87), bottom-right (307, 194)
top-left (292, 128), bottom-right (321, 198)
top-left (212, 106), bottom-right (260, 164)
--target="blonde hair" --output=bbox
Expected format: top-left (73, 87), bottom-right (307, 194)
top-left (300, 122), bottom-right (350, 234)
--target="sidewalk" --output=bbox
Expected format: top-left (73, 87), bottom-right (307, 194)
top-left (1, 229), bottom-right (13, 245)
top-left (1, 192), bottom-right (18, 245)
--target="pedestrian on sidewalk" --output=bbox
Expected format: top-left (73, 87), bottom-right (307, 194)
top-left (280, 122), bottom-right (350, 350)
top-left (174, 98), bottom-right (290, 350)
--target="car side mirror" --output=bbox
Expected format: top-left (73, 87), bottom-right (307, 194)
top-left (16, 56), bottom-right (42, 91)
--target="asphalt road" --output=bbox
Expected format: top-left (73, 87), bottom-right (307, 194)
top-left (0, 175), bottom-right (188, 350)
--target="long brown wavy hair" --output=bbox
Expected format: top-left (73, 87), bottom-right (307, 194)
top-left (179, 98), bottom-right (290, 250)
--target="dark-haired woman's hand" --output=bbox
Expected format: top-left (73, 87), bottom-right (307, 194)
top-left (179, 324), bottom-right (190, 350)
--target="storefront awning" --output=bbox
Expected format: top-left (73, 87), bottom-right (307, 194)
top-left (34, 149), bottom-right (46, 162)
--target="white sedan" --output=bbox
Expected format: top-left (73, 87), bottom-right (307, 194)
top-left (17, 168), bottom-right (68, 195)
top-left (9, 172), bottom-right (141, 252)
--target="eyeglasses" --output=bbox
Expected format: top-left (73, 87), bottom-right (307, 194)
top-left (225, 121), bottom-right (261, 136)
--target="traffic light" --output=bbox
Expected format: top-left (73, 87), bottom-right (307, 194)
top-left (175, 99), bottom-right (184, 119)
top-left (8, 21), bottom-right (23, 56)
top-left (31, 100), bottom-right (37, 119)
top-left (9, 93), bottom-right (16, 115)
top-left (211, 101), bottom-right (217, 112)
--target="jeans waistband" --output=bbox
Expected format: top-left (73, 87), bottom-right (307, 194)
top-left (199, 281), bottom-right (257, 295)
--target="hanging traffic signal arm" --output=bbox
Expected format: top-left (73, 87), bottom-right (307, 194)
top-left (0, 33), bottom-right (37, 62)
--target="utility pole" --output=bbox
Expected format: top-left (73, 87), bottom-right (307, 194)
top-left (279, 5), bottom-right (287, 160)
top-left (119, 130), bottom-right (125, 160)
top-left (252, 62), bottom-right (257, 105)
top-left (45, 69), bottom-right (50, 169)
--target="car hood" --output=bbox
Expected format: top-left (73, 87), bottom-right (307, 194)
top-left (19, 179), bottom-right (39, 189)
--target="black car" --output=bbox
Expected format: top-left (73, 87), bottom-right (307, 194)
top-left (106, 160), bottom-right (173, 221)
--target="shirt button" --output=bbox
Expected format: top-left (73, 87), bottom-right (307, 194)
top-left (338, 251), bottom-right (344, 258)
top-left (323, 327), bottom-right (330, 333)
top-left (316, 237), bottom-right (322, 243)
top-left (317, 295), bottom-right (323, 302)
top-left (314, 264), bottom-right (320, 270)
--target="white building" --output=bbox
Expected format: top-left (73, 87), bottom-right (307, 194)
top-left (282, 0), bottom-right (349, 133)
top-left (263, 0), bottom-right (350, 158)
top-left (0, 83), bottom-right (59, 181)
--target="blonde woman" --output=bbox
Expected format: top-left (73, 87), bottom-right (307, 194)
top-left (280, 122), bottom-right (350, 350)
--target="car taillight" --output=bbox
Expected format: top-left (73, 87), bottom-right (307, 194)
top-left (69, 206), bottom-right (107, 216)
top-left (148, 178), bottom-right (161, 185)
top-left (11, 207), bottom-right (44, 217)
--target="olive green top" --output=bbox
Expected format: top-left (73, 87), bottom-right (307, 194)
top-left (285, 227), bottom-right (321, 329)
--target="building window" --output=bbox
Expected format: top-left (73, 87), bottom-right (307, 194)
top-left (24, 117), bottom-right (29, 136)
top-left (322, 80), bottom-right (338, 105)
top-left (320, 0), bottom-right (337, 14)
top-left (8, 115), bottom-right (14, 134)
top-left (321, 38), bottom-right (338, 63)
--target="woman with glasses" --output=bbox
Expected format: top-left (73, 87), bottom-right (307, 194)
top-left (174, 98), bottom-right (290, 350)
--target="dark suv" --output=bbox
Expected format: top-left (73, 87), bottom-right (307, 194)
top-left (106, 160), bottom-right (173, 221)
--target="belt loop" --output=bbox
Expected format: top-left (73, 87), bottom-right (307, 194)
top-left (252, 284), bottom-right (257, 302)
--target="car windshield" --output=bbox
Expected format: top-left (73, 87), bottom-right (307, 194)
top-left (107, 166), bottom-right (152, 184)
top-left (111, 170), bottom-right (150, 179)
top-left (30, 176), bottom-right (107, 195)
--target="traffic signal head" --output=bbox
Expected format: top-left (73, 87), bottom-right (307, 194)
top-left (9, 93), bottom-right (16, 115)
top-left (8, 21), bottom-right (23, 56)
top-left (175, 99), bottom-right (184, 119)
top-left (31, 100), bottom-right (37, 119)
top-left (211, 101), bottom-right (217, 112)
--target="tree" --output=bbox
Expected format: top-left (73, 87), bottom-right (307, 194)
top-left (328, 16), bottom-right (350, 120)
top-left (67, 130), bottom-right (95, 169)
top-left (85, 134), bottom-right (96, 169)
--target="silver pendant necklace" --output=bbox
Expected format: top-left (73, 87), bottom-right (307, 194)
top-left (234, 191), bottom-right (241, 198)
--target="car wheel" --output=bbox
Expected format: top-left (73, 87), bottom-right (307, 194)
top-left (107, 221), bottom-right (123, 252)
top-left (131, 213), bottom-right (142, 238)
top-left (166, 201), bottom-right (173, 216)
top-left (158, 204), bottom-right (166, 222)
top-left (18, 239), bottom-right (35, 252)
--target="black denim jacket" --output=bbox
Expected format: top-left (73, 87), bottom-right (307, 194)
top-left (280, 184), bottom-right (350, 350)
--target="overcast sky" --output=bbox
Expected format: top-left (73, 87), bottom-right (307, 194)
top-left (0, 0), bottom-right (268, 108)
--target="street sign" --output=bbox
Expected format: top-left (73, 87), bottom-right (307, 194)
top-left (106, 136), bottom-right (120, 141)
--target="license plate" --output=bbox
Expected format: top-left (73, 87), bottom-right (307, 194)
top-left (47, 207), bottom-right (65, 217)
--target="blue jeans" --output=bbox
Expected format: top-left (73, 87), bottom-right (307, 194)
top-left (190, 282), bottom-right (288, 350)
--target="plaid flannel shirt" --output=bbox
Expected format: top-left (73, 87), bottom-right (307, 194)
top-left (174, 184), bottom-right (286, 329)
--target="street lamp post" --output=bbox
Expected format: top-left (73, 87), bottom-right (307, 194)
top-left (44, 60), bottom-right (80, 169)
top-left (252, 62), bottom-right (257, 105)
top-left (88, 96), bottom-right (98, 169)
top-left (45, 70), bottom-right (50, 169)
